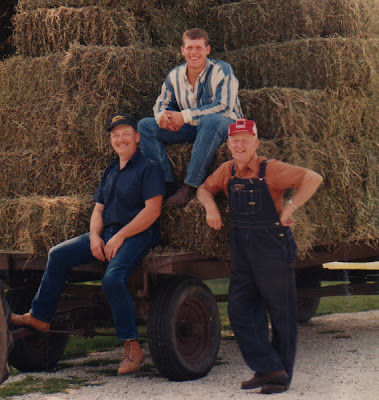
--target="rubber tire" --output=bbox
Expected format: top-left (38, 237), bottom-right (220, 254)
top-left (296, 282), bottom-right (321, 323)
top-left (6, 287), bottom-right (69, 372)
top-left (147, 276), bottom-right (221, 381)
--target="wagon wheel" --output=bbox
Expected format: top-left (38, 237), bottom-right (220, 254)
top-left (6, 287), bottom-right (69, 372)
top-left (296, 266), bottom-right (321, 323)
top-left (0, 281), bottom-right (12, 385)
top-left (296, 293), bottom-right (320, 323)
top-left (147, 276), bottom-right (221, 381)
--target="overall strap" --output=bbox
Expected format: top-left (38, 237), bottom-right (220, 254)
top-left (258, 159), bottom-right (270, 180)
top-left (231, 163), bottom-right (237, 178)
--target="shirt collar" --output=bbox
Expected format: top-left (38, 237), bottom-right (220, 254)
top-left (184, 58), bottom-right (210, 84)
top-left (111, 149), bottom-right (141, 169)
top-left (234, 153), bottom-right (260, 177)
top-left (198, 58), bottom-right (210, 83)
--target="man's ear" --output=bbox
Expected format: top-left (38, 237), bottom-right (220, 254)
top-left (254, 138), bottom-right (260, 150)
top-left (206, 45), bottom-right (211, 56)
top-left (226, 138), bottom-right (231, 151)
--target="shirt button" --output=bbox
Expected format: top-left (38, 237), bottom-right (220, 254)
top-left (279, 233), bottom-right (284, 237)
top-left (275, 222), bottom-right (280, 225)
top-left (249, 202), bottom-right (255, 205)
top-left (250, 190), bottom-right (254, 193)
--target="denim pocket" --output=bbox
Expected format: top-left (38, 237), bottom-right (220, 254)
top-left (230, 189), bottom-right (263, 215)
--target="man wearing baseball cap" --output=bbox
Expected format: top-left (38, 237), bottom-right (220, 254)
top-left (197, 118), bottom-right (323, 394)
top-left (11, 113), bottom-right (166, 376)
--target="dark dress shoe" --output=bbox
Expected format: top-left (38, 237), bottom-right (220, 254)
top-left (166, 183), bottom-right (197, 206)
top-left (241, 370), bottom-right (288, 389)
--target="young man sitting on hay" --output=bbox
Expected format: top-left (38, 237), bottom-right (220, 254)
top-left (138, 27), bottom-right (244, 206)
top-left (197, 118), bottom-right (323, 394)
top-left (10, 113), bottom-right (165, 376)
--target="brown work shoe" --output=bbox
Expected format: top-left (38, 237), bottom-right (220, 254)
top-left (166, 184), bottom-right (197, 206)
top-left (10, 313), bottom-right (50, 333)
top-left (118, 339), bottom-right (145, 375)
top-left (261, 383), bottom-right (289, 394)
top-left (241, 370), bottom-right (288, 389)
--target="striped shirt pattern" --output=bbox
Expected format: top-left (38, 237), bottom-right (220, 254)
top-left (154, 58), bottom-right (244, 126)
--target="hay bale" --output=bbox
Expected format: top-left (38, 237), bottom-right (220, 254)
top-left (0, 53), bottom-right (64, 151)
top-left (358, 0), bottom-right (379, 35)
top-left (13, 6), bottom-right (151, 57)
top-left (0, 150), bottom-right (110, 197)
top-left (0, 195), bottom-right (93, 255)
top-left (16, 0), bottom-right (228, 11)
top-left (0, 53), bottom-right (64, 107)
top-left (0, 45), bottom-right (179, 154)
top-left (220, 37), bottom-right (373, 91)
top-left (239, 87), bottom-right (371, 141)
top-left (17, 0), bottom-right (129, 9)
top-left (58, 44), bottom-right (180, 154)
top-left (204, 0), bottom-right (378, 52)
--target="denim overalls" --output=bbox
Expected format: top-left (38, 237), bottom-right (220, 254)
top-left (227, 160), bottom-right (298, 383)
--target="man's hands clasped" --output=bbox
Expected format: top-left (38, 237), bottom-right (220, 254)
top-left (159, 111), bottom-right (185, 132)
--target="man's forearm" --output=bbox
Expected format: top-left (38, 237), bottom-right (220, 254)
top-left (280, 170), bottom-right (323, 226)
top-left (290, 170), bottom-right (323, 208)
top-left (89, 204), bottom-right (104, 238)
top-left (113, 196), bottom-right (163, 242)
top-left (197, 185), bottom-right (224, 230)
top-left (197, 185), bottom-right (217, 211)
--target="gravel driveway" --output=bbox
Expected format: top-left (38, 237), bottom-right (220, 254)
top-left (4, 310), bottom-right (379, 400)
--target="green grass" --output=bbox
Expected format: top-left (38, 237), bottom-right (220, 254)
top-left (316, 294), bottom-right (379, 316)
top-left (62, 332), bottom-right (121, 360)
top-left (0, 376), bottom-right (92, 399)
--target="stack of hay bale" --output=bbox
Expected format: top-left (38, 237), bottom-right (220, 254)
top-left (0, 0), bottom-right (377, 260)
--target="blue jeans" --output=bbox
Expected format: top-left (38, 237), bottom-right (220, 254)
top-left (137, 114), bottom-right (235, 187)
top-left (31, 226), bottom-right (158, 341)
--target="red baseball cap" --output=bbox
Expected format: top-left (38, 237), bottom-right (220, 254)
top-left (228, 118), bottom-right (258, 137)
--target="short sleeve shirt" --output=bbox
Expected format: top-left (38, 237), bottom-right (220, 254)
top-left (93, 150), bottom-right (165, 228)
top-left (203, 155), bottom-right (307, 214)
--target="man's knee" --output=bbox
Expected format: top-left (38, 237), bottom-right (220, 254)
top-left (47, 242), bottom-right (67, 265)
top-left (198, 113), bottom-right (230, 127)
top-left (197, 114), bottom-right (231, 138)
top-left (137, 117), bottom-right (158, 136)
top-left (102, 269), bottom-right (127, 296)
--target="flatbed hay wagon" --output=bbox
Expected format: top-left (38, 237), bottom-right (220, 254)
top-left (0, 238), bottom-right (377, 383)
top-left (1, 0), bottom-right (378, 388)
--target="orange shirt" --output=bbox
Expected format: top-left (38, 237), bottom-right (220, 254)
top-left (202, 154), bottom-right (307, 214)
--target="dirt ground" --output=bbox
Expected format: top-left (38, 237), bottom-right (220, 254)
top-left (4, 310), bottom-right (379, 400)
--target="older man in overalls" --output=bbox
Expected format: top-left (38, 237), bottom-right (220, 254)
top-left (197, 118), bottom-right (323, 394)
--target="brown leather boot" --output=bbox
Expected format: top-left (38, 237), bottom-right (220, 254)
top-left (166, 183), bottom-right (197, 206)
top-left (118, 339), bottom-right (145, 375)
top-left (10, 313), bottom-right (50, 333)
top-left (241, 370), bottom-right (288, 389)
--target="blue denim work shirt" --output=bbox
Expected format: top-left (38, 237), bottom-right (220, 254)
top-left (93, 149), bottom-right (166, 228)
